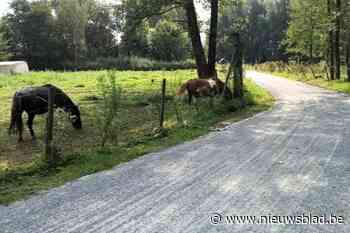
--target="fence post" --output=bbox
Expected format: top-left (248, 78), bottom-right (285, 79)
top-left (160, 79), bottom-right (166, 129)
top-left (45, 86), bottom-right (55, 165)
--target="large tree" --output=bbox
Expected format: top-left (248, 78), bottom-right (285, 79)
top-left (183, 0), bottom-right (209, 78)
top-left (2, 0), bottom-right (31, 60)
top-left (56, 0), bottom-right (90, 67)
top-left (184, 0), bottom-right (220, 78)
top-left (285, 0), bottom-right (328, 62)
top-left (208, 0), bottom-right (219, 76)
top-left (117, 0), bottom-right (221, 78)
top-left (2, 0), bottom-right (60, 69)
top-left (86, 3), bottom-right (118, 58)
top-left (21, 1), bottom-right (56, 69)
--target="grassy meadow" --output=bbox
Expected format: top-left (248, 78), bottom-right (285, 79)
top-left (0, 68), bottom-right (274, 204)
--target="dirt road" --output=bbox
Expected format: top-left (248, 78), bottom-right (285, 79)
top-left (1, 72), bottom-right (349, 233)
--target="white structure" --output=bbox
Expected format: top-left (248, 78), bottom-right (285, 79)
top-left (0, 61), bottom-right (29, 74)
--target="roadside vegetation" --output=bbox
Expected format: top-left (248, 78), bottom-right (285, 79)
top-left (0, 69), bottom-right (274, 205)
top-left (251, 62), bottom-right (350, 94)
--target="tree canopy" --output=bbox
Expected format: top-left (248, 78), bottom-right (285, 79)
top-left (0, 0), bottom-right (349, 80)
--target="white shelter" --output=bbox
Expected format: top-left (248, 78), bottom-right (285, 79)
top-left (0, 61), bottom-right (29, 74)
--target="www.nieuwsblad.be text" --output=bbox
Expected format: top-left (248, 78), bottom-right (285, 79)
top-left (210, 213), bottom-right (345, 225)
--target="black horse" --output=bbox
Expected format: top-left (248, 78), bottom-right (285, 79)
top-left (8, 84), bottom-right (82, 142)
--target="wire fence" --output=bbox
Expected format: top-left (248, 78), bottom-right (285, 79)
top-left (0, 78), bottom-right (197, 166)
top-left (45, 80), bottom-right (170, 164)
top-left (0, 64), bottom-right (239, 167)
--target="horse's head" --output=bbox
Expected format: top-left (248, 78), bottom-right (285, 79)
top-left (67, 105), bottom-right (82, 129)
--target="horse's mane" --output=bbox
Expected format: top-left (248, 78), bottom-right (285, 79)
top-left (42, 84), bottom-right (75, 109)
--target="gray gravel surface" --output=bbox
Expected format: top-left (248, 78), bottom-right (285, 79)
top-left (1, 71), bottom-right (350, 233)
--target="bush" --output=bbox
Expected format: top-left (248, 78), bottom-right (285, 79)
top-left (95, 71), bottom-right (122, 148)
top-left (81, 56), bottom-right (196, 71)
top-left (254, 61), bottom-right (329, 80)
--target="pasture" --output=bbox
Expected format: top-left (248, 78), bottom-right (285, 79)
top-left (0, 68), bottom-right (274, 204)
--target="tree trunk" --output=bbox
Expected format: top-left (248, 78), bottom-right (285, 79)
top-left (184, 0), bottom-right (209, 78)
top-left (328, 37), bottom-right (335, 80)
top-left (347, 40), bottom-right (350, 81)
top-left (232, 33), bottom-right (244, 98)
top-left (309, 16), bottom-right (315, 62)
top-left (328, 0), bottom-right (335, 80)
top-left (281, 0), bottom-right (290, 63)
top-left (208, 0), bottom-right (219, 77)
top-left (309, 33), bottom-right (313, 62)
top-left (335, 0), bottom-right (341, 80)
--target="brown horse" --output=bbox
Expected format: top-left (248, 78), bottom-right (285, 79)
top-left (177, 78), bottom-right (232, 104)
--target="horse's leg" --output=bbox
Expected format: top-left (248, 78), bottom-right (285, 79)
top-left (17, 112), bottom-right (24, 142)
top-left (27, 114), bottom-right (36, 140)
top-left (188, 92), bottom-right (193, 105)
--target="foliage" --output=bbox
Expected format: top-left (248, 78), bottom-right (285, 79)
top-left (1, 0), bottom-right (31, 60)
top-left (253, 61), bottom-right (328, 78)
top-left (96, 71), bottom-right (122, 147)
top-left (86, 4), bottom-right (118, 58)
top-left (0, 22), bottom-right (10, 61)
top-left (0, 0), bottom-right (118, 70)
top-left (82, 56), bottom-right (196, 71)
top-left (119, 21), bottom-right (150, 57)
top-left (56, 0), bottom-right (89, 66)
top-left (149, 20), bottom-right (190, 61)
top-left (20, 1), bottom-right (57, 69)
top-left (284, 0), bottom-right (328, 60)
top-left (2, 0), bottom-right (347, 75)
top-left (217, 0), bottom-right (289, 63)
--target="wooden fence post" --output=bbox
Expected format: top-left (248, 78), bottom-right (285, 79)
top-left (160, 79), bottom-right (166, 129)
top-left (45, 86), bottom-right (55, 165)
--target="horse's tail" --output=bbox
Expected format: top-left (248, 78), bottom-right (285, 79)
top-left (177, 83), bottom-right (188, 96)
top-left (8, 93), bottom-right (21, 135)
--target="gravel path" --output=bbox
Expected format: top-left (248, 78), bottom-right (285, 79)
top-left (1, 71), bottom-right (350, 233)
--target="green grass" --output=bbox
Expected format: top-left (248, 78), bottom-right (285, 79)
top-left (250, 63), bottom-right (350, 94)
top-left (0, 69), bottom-right (274, 205)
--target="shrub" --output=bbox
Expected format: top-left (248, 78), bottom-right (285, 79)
top-left (95, 71), bottom-right (122, 148)
top-left (254, 61), bottom-right (329, 80)
top-left (82, 56), bottom-right (196, 71)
